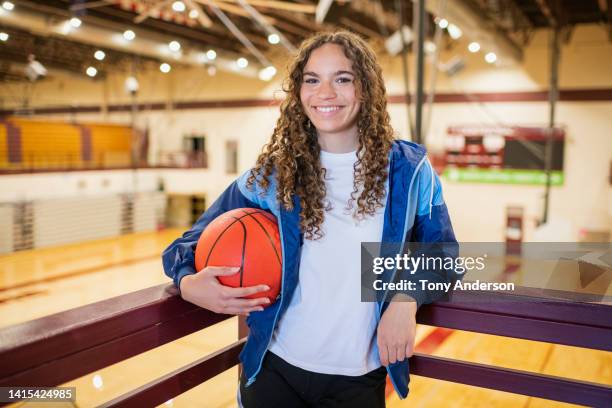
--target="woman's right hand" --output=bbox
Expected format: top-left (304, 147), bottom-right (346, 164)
top-left (179, 266), bottom-right (271, 316)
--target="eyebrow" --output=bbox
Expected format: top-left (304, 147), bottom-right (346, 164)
top-left (303, 70), bottom-right (355, 77)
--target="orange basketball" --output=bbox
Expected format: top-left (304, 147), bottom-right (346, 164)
top-left (194, 208), bottom-right (282, 305)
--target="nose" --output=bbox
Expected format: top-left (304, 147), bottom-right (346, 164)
top-left (317, 80), bottom-right (336, 99)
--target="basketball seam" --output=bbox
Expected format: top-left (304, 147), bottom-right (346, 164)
top-left (203, 216), bottom-right (244, 270)
top-left (240, 209), bottom-right (281, 266)
top-left (232, 217), bottom-right (248, 287)
top-left (202, 209), bottom-right (261, 268)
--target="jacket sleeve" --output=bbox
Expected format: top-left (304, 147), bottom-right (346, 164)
top-left (405, 158), bottom-right (459, 308)
top-left (161, 171), bottom-right (263, 290)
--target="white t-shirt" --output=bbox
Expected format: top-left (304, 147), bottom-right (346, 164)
top-left (268, 149), bottom-right (386, 376)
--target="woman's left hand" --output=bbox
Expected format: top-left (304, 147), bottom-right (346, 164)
top-left (376, 295), bottom-right (417, 366)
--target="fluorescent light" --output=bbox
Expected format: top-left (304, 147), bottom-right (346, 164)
top-left (438, 18), bottom-right (448, 29)
top-left (160, 63), bottom-right (171, 73)
top-left (69, 17), bottom-right (82, 28)
top-left (0, 32), bottom-right (8, 41)
top-left (447, 24), bottom-right (462, 39)
top-left (236, 57), bottom-right (248, 69)
top-left (94, 50), bottom-right (105, 60)
top-left (267, 33), bottom-right (280, 45)
top-left (468, 42), bottom-right (480, 53)
top-left (206, 49), bottom-right (216, 60)
top-left (169, 40), bottom-right (181, 52)
top-left (485, 52), bottom-right (497, 64)
top-left (86, 66), bottom-right (97, 77)
top-left (2, 1), bottom-right (14, 11)
top-left (123, 30), bottom-right (135, 41)
top-left (172, 1), bottom-right (185, 12)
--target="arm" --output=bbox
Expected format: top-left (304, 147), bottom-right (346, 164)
top-left (377, 158), bottom-right (457, 365)
top-left (407, 158), bottom-right (458, 308)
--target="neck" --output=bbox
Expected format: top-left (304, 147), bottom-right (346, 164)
top-left (317, 129), bottom-right (359, 153)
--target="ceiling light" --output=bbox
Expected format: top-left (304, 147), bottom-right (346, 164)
top-left (206, 49), bottom-right (216, 60)
top-left (160, 63), bottom-right (171, 73)
top-left (189, 9), bottom-right (199, 19)
top-left (437, 18), bottom-right (448, 29)
top-left (267, 33), bottom-right (280, 45)
top-left (86, 66), bottom-right (97, 77)
top-left (468, 42), bottom-right (480, 53)
top-left (424, 41), bottom-right (436, 54)
top-left (92, 374), bottom-right (103, 389)
top-left (94, 50), bottom-right (105, 60)
top-left (123, 30), bottom-right (135, 41)
top-left (2, 1), bottom-right (14, 11)
top-left (172, 1), bottom-right (185, 12)
top-left (125, 76), bottom-right (139, 93)
top-left (258, 65), bottom-right (277, 81)
top-left (236, 57), bottom-right (248, 69)
top-left (485, 52), bottom-right (497, 64)
top-left (447, 24), bottom-right (462, 39)
top-left (0, 32), bottom-right (8, 41)
top-left (169, 40), bottom-right (181, 52)
top-left (69, 17), bottom-right (82, 28)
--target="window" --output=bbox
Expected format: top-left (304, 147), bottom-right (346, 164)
top-left (226, 140), bottom-right (238, 174)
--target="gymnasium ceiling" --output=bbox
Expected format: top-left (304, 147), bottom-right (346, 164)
top-left (0, 0), bottom-right (610, 82)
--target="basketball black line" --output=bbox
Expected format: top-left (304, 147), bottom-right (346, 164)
top-left (240, 209), bottom-right (282, 266)
top-left (204, 216), bottom-right (245, 269)
top-left (257, 210), bottom-right (276, 223)
top-left (231, 217), bottom-right (248, 288)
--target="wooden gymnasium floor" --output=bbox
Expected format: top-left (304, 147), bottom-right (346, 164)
top-left (0, 230), bottom-right (609, 407)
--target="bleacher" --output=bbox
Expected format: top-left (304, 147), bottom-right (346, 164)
top-left (0, 118), bottom-right (134, 171)
top-left (90, 124), bottom-right (133, 168)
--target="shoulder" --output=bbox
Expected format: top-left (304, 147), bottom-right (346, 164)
top-left (390, 139), bottom-right (428, 168)
top-left (235, 168), bottom-right (279, 212)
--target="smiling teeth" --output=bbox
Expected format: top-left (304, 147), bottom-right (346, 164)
top-left (316, 106), bottom-right (340, 112)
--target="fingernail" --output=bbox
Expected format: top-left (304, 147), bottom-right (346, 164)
top-left (263, 285), bottom-right (270, 291)
top-left (265, 298), bottom-right (270, 304)
top-left (258, 307), bottom-right (264, 311)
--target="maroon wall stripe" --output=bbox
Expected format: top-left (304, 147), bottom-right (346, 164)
top-left (5, 121), bottom-right (22, 163)
top-left (0, 88), bottom-right (610, 116)
top-left (78, 126), bottom-right (92, 162)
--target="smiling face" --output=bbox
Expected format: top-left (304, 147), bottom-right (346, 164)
top-left (300, 43), bottom-right (361, 152)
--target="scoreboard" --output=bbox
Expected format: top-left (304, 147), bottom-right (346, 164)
top-left (443, 125), bottom-right (565, 185)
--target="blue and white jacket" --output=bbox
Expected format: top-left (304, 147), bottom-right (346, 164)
top-left (162, 140), bottom-right (457, 399)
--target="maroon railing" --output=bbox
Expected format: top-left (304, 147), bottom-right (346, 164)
top-left (0, 284), bottom-right (610, 407)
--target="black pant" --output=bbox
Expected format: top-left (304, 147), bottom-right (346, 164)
top-left (239, 352), bottom-right (387, 408)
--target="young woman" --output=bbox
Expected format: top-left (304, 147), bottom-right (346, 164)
top-left (163, 31), bottom-right (456, 407)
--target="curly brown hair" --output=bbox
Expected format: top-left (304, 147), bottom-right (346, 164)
top-left (247, 31), bottom-right (395, 240)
